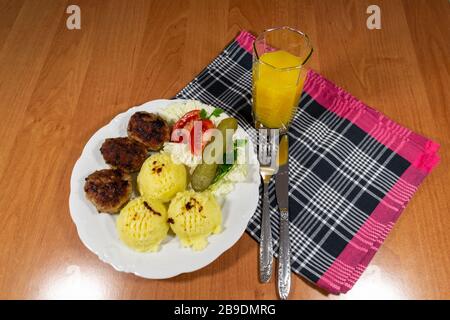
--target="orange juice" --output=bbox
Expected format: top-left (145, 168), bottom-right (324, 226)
top-left (252, 50), bottom-right (307, 129)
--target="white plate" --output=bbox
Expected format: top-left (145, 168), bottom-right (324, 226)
top-left (69, 99), bottom-right (260, 279)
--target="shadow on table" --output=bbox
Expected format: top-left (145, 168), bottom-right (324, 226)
top-left (166, 235), bottom-right (255, 283)
top-left (170, 237), bottom-right (330, 298)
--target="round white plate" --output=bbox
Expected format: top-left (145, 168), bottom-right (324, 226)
top-left (69, 99), bottom-right (260, 279)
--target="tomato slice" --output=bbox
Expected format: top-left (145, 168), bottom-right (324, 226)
top-left (171, 110), bottom-right (215, 154)
top-left (172, 110), bottom-right (201, 132)
top-left (190, 119), bottom-right (214, 155)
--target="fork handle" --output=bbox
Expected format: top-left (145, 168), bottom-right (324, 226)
top-left (259, 181), bottom-right (273, 283)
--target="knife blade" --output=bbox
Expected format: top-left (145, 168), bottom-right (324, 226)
top-left (276, 134), bottom-right (289, 210)
top-left (275, 134), bottom-right (291, 300)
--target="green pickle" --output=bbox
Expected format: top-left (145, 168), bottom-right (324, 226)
top-left (191, 163), bottom-right (218, 192)
top-left (191, 118), bottom-right (238, 192)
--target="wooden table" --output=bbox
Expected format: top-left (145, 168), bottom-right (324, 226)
top-left (0, 0), bottom-right (448, 300)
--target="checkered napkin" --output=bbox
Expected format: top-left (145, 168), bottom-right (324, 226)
top-left (175, 31), bottom-right (440, 294)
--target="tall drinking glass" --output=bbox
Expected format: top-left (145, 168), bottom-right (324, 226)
top-left (252, 26), bottom-right (313, 133)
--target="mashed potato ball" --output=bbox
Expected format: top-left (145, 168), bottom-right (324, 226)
top-left (168, 190), bottom-right (222, 251)
top-left (116, 197), bottom-right (169, 252)
top-left (137, 153), bottom-right (187, 202)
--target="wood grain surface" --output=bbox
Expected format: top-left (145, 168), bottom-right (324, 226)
top-left (0, 0), bottom-right (448, 300)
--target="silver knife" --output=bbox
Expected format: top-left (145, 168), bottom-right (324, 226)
top-left (275, 134), bottom-right (291, 300)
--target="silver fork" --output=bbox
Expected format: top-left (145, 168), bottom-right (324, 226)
top-left (257, 128), bottom-right (277, 283)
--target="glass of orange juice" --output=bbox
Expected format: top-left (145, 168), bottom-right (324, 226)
top-left (252, 27), bottom-right (313, 132)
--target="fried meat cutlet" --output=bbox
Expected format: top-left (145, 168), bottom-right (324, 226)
top-left (100, 137), bottom-right (147, 173)
top-left (127, 112), bottom-right (170, 151)
top-left (84, 169), bottom-right (132, 214)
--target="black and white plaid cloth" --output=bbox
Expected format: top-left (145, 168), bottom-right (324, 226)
top-left (175, 31), bottom-right (439, 293)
